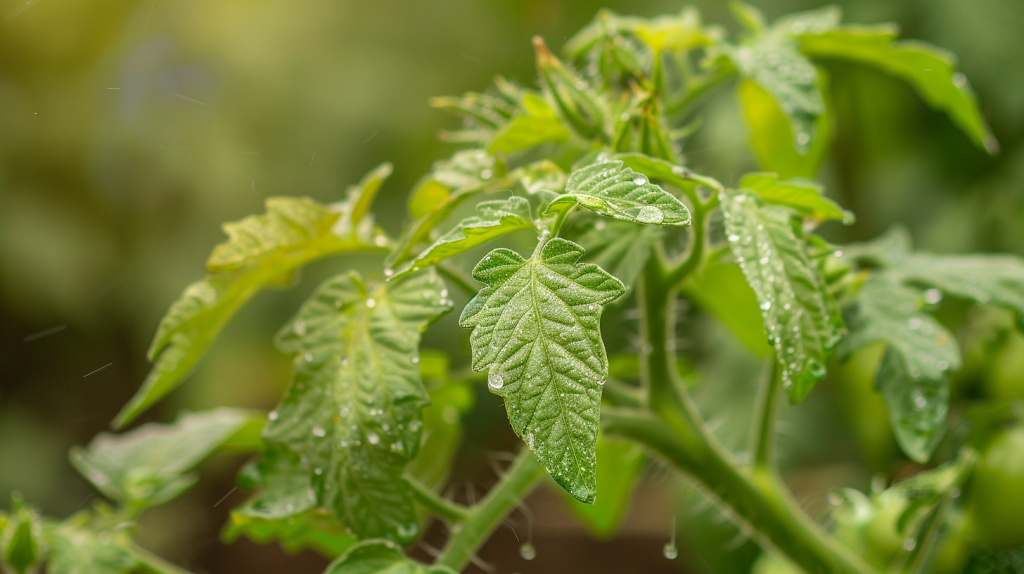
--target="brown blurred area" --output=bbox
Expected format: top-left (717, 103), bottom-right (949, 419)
top-left (1, 0), bottom-right (1022, 573)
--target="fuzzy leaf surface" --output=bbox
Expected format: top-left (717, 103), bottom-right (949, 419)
top-left (722, 193), bottom-right (843, 402)
top-left (546, 160), bottom-right (690, 226)
top-left (264, 270), bottom-right (451, 542)
top-left (460, 239), bottom-right (624, 503)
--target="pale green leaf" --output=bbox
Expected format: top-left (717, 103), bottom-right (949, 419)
top-left (405, 150), bottom-right (497, 221)
top-left (509, 160), bottom-right (567, 197)
top-left (739, 172), bottom-right (852, 223)
top-left (45, 525), bottom-right (136, 574)
top-left (722, 192), bottom-right (844, 402)
top-left (323, 539), bottom-right (457, 574)
top-left (488, 92), bottom-right (571, 154)
top-left (263, 270), bottom-right (451, 542)
top-left (430, 78), bottom-right (521, 147)
top-left (559, 436), bottom-right (645, 539)
top-left (390, 197), bottom-right (536, 280)
top-left (729, 1), bottom-right (766, 34)
top-left (460, 239), bottom-right (625, 503)
top-left (684, 253), bottom-right (772, 356)
top-left (70, 408), bottom-right (260, 509)
top-left (575, 219), bottom-right (661, 294)
top-left (799, 25), bottom-right (997, 153)
top-left (546, 160), bottom-right (691, 226)
top-left (837, 278), bottom-right (961, 462)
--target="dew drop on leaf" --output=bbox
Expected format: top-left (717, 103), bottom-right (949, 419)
top-left (366, 431), bottom-right (380, 445)
top-left (632, 174), bottom-right (648, 186)
top-left (520, 543), bottom-right (537, 561)
top-left (924, 288), bottom-right (943, 304)
top-left (312, 427), bottom-right (325, 437)
top-left (366, 298), bottom-right (376, 308)
top-left (636, 206), bottom-right (664, 224)
top-left (488, 372), bottom-right (504, 390)
top-left (663, 543), bottom-right (678, 560)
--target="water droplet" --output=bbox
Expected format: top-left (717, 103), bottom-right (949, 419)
top-left (760, 301), bottom-right (772, 311)
top-left (908, 317), bottom-right (922, 330)
top-left (440, 289), bottom-right (448, 297)
top-left (374, 235), bottom-right (388, 247)
top-left (314, 467), bottom-right (323, 475)
top-left (951, 72), bottom-right (967, 88)
top-left (384, 268), bottom-right (394, 277)
top-left (488, 372), bottom-right (504, 390)
top-left (902, 538), bottom-right (916, 552)
top-left (366, 298), bottom-right (376, 308)
top-left (636, 206), bottom-right (664, 224)
top-left (412, 356), bottom-right (420, 364)
top-left (480, 169), bottom-right (493, 179)
top-left (293, 320), bottom-right (307, 336)
top-left (312, 427), bottom-right (326, 437)
top-left (924, 289), bottom-right (943, 304)
top-left (950, 487), bottom-right (961, 498)
top-left (827, 491), bottom-right (843, 506)
top-left (367, 431), bottom-right (380, 445)
top-left (397, 522), bottom-right (419, 540)
top-left (620, 112), bottom-right (630, 122)
top-left (597, 380), bottom-right (606, 386)
top-left (728, 234), bottom-right (740, 242)
top-left (913, 391), bottom-right (928, 410)
top-left (663, 543), bottom-right (678, 560)
top-left (268, 411), bottom-right (278, 421)
top-left (833, 250), bottom-right (844, 258)
top-left (632, 174), bottom-right (648, 186)
top-left (520, 543), bottom-right (537, 560)
top-left (796, 132), bottom-right (811, 146)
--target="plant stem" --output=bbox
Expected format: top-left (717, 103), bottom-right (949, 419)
top-left (129, 542), bottom-right (194, 574)
top-left (664, 201), bottom-right (706, 289)
top-left (752, 354), bottom-right (780, 469)
top-left (434, 448), bottom-right (545, 571)
top-left (406, 476), bottom-right (470, 522)
top-left (665, 64), bottom-right (735, 117)
top-left (437, 261), bottom-right (478, 297)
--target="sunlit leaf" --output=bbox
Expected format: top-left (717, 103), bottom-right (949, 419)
top-left (224, 501), bottom-right (356, 558)
top-left (799, 25), bottom-right (998, 153)
top-left (262, 270), bottom-right (451, 542)
top-left (722, 192), bottom-right (844, 402)
top-left (739, 171), bottom-right (852, 223)
top-left (559, 436), bottom-right (645, 539)
top-left (460, 239), bottom-right (625, 502)
top-left (323, 539), bottom-right (457, 574)
top-left (546, 160), bottom-right (691, 226)
top-left (71, 408), bottom-right (260, 509)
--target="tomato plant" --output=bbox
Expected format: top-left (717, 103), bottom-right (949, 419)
top-left (3, 3), bottom-right (1024, 574)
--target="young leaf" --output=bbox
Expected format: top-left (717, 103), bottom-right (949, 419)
top-left (722, 192), bottom-right (844, 402)
top-left (459, 239), bottom-right (625, 503)
top-left (575, 219), bottom-right (662, 294)
top-left (739, 172), bottom-right (852, 223)
top-left (533, 36), bottom-right (606, 141)
top-left (489, 92), bottom-right (571, 154)
top-left (46, 524), bottom-right (136, 574)
top-left (1, 496), bottom-right (43, 574)
top-left (799, 25), bottom-right (998, 153)
top-left (116, 166), bottom-right (392, 429)
top-left (559, 436), bottom-right (646, 540)
top-left (264, 270), bottom-right (451, 542)
top-left (390, 197), bottom-right (536, 280)
top-left (545, 160), bottom-right (691, 226)
top-left (70, 408), bottom-right (260, 509)
top-left (323, 539), bottom-right (457, 574)
top-left (837, 278), bottom-right (961, 462)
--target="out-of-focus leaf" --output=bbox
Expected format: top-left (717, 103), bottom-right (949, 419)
top-left (576, 219), bottom-right (661, 294)
top-left (684, 253), bottom-right (772, 356)
top-left (460, 239), bottom-right (624, 503)
top-left (489, 93), bottom-right (571, 154)
top-left (729, 1), bottom-right (766, 34)
top-left (406, 150), bottom-right (498, 221)
top-left (224, 503), bottom-right (356, 558)
top-left (534, 37), bottom-right (606, 141)
top-left (837, 226), bottom-right (912, 268)
top-left (71, 408), bottom-right (260, 509)
top-left (323, 539), bottom-right (457, 574)
top-left (838, 278), bottom-right (961, 462)
top-left (405, 379), bottom-right (473, 491)
top-left (546, 160), bottom-right (691, 226)
top-left (799, 25), bottom-right (998, 153)
top-left (1, 495), bottom-right (43, 574)
top-left (263, 270), bottom-right (451, 542)
top-left (391, 197), bottom-right (536, 280)
top-left (739, 172), bottom-right (852, 223)
top-left (722, 193), bottom-right (843, 402)
top-left (615, 152), bottom-right (724, 198)
top-left (559, 436), bottom-right (645, 539)
top-left (46, 524), bottom-right (136, 574)
top-left (116, 164), bottom-right (391, 428)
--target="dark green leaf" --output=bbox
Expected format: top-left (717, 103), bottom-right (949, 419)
top-left (546, 160), bottom-right (691, 226)
top-left (739, 172), bottom-right (852, 223)
top-left (460, 239), bottom-right (625, 502)
top-left (722, 192), bottom-right (844, 402)
top-left (323, 539), bottom-right (457, 574)
top-left (46, 525), bottom-right (136, 574)
top-left (263, 270), bottom-right (451, 542)
top-left (71, 408), bottom-right (260, 509)
top-left (559, 436), bottom-right (645, 539)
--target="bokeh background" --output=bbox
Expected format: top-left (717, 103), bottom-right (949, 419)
top-left (1, 1), bottom-right (1021, 573)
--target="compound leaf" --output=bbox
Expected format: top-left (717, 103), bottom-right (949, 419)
top-left (722, 192), bottom-right (843, 402)
top-left (391, 197), bottom-right (536, 280)
top-left (460, 239), bottom-right (625, 503)
top-left (739, 172), bottom-right (852, 223)
top-left (71, 408), bottom-right (260, 509)
top-left (799, 25), bottom-right (997, 153)
top-left (546, 160), bottom-right (691, 226)
top-left (323, 539), bottom-right (457, 574)
top-left (263, 269), bottom-right (451, 542)
top-left (838, 278), bottom-right (961, 462)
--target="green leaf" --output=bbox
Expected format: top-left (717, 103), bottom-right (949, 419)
top-left (46, 525), bottom-right (136, 574)
top-left (729, 1), bottom-right (766, 34)
top-left (391, 197), bottom-right (536, 280)
top-left (739, 172), bottom-right (852, 223)
top-left (838, 225), bottom-right (912, 268)
top-left (799, 25), bottom-right (998, 153)
top-left (614, 152), bottom-right (724, 198)
top-left (837, 278), bottom-right (961, 462)
top-left (546, 160), bottom-right (691, 226)
top-left (488, 92), bottom-right (571, 154)
top-left (405, 379), bottom-right (474, 490)
top-left (575, 219), bottom-right (661, 294)
top-left (70, 408), bottom-right (260, 509)
top-left (431, 77), bottom-right (522, 147)
top-left (459, 239), bottom-right (625, 503)
top-left (263, 270), bottom-right (451, 542)
top-left (559, 436), bottom-right (645, 539)
top-left (722, 192), bottom-right (844, 402)
top-left (1, 496), bottom-right (43, 574)
top-left (533, 36), bottom-right (606, 141)
top-left (225, 502), bottom-right (357, 557)
top-left (116, 166), bottom-right (391, 428)
top-left (323, 539), bottom-right (457, 574)
top-left (684, 253), bottom-right (772, 356)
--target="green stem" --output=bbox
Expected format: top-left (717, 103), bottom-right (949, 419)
top-left (601, 408), bottom-right (879, 574)
top-left (665, 64), bottom-right (735, 117)
top-left (407, 476), bottom-right (470, 522)
top-left (752, 354), bottom-right (781, 469)
top-left (434, 448), bottom-right (545, 571)
top-left (664, 202), bottom-right (706, 289)
top-left (602, 378), bottom-right (644, 408)
top-left (129, 542), bottom-right (194, 574)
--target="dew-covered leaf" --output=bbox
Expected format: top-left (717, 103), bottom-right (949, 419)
top-left (460, 239), bottom-right (625, 503)
top-left (390, 197), bottom-right (536, 280)
top-left (559, 436), bottom-right (645, 540)
top-left (739, 172), bottom-right (852, 223)
top-left (722, 192), bottom-right (843, 402)
top-left (799, 25), bottom-right (997, 153)
top-left (323, 539), bottom-right (457, 574)
top-left (546, 160), bottom-right (691, 226)
top-left (489, 92), bottom-right (571, 154)
top-left (45, 524), bottom-right (136, 574)
top-left (71, 408), bottom-right (260, 509)
top-left (837, 278), bottom-right (961, 462)
top-left (262, 270), bottom-right (451, 542)
top-left (615, 153), bottom-right (724, 198)
top-left (575, 219), bottom-right (661, 294)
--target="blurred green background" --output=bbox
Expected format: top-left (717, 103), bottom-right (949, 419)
top-left (0, 0), bottom-right (1021, 572)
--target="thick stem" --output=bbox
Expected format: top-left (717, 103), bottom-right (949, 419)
top-left (602, 409), bottom-right (879, 574)
top-left (752, 354), bottom-right (781, 469)
top-left (407, 476), bottom-right (470, 522)
top-left (434, 448), bottom-right (545, 571)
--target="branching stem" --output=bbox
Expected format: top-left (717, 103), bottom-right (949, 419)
top-left (407, 476), bottom-right (470, 522)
